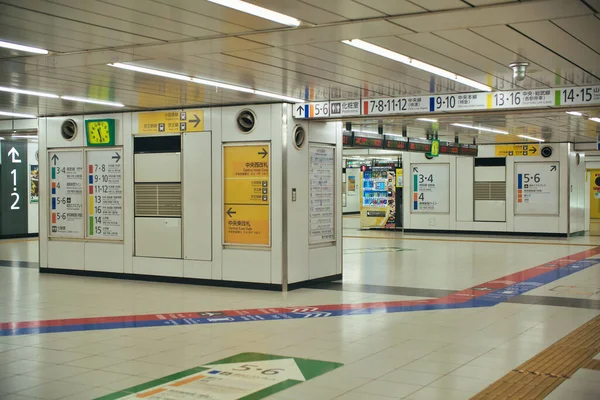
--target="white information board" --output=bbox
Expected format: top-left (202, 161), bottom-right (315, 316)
top-left (411, 164), bottom-right (450, 213)
top-left (309, 146), bottom-right (335, 244)
top-left (86, 149), bottom-right (123, 240)
top-left (515, 162), bottom-right (559, 215)
top-left (48, 150), bottom-right (84, 238)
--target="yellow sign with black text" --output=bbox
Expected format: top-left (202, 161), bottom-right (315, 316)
top-left (137, 109), bottom-right (204, 134)
top-left (223, 144), bottom-right (270, 246)
top-left (495, 144), bottom-right (539, 157)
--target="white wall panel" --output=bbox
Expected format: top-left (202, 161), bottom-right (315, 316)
top-left (456, 157), bottom-right (474, 222)
top-left (133, 257), bottom-right (183, 277)
top-left (85, 242), bottom-right (124, 273)
top-left (309, 246), bottom-right (337, 280)
top-left (475, 201), bottom-right (506, 222)
top-left (475, 166), bottom-right (505, 181)
top-left (222, 249), bottom-right (271, 283)
top-left (135, 217), bottom-right (182, 258)
top-left (48, 241), bottom-right (84, 270)
top-left (221, 104), bottom-right (272, 142)
top-left (134, 153), bottom-right (181, 182)
top-left (183, 132), bottom-right (212, 261)
top-left (343, 168), bottom-right (361, 213)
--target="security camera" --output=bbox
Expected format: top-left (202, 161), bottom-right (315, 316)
top-left (509, 62), bottom-right (529, 82)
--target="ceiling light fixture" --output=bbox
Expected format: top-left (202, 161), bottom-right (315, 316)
top-left (0, 86), bottom-right (58, 99)
top-left (452, 123), bottom-right (508, 135)
top-left (517, 134), bottom-right (544, 142)
top-left (108, 63), bottom-right (304, 103)
top-left (342, 39), bottom-right (492, 92)
top-left (60, 96), bottom-right (125, 107)
top-left (0, 40), bottom-right (48, 55)
top-left (590, 117), bottom-right (600, 123)
top-left (207, 0), bottom-right (301, 26)
top-left (0, 111), bottom-right (37, 119)
top-left (566, 111), bottom-right (583, 116)
top-left (416, 118), bottom-right (438, 123)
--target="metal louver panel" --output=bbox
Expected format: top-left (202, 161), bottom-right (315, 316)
top-left (135, 183), bottom-right (181, 217)
top-left (474, 182), bottom-right (506, 201)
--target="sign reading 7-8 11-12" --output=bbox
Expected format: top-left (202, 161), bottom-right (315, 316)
top-left (294, 85), bottom-right (600, 118)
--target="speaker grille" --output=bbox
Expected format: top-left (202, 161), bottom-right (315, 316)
top-left (135, 183), bottom-right (181, 217)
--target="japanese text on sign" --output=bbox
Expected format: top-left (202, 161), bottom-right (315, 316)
top-left (515, 162), bottom-right (559, 215)
top-left (86, 149), bottom-right (123, 240)
top-left (49, 150), bottom-right (85, 238)
top-left (223, 145), bottom-right (270, 246)
top-left (138, 109), bottom-right (204, 133)
top-left (411, 164), bottom-right (450, 214)
top-left (309, 146), bottom-right (335, 244)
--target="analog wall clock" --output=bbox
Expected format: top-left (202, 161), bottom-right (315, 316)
top-left (85, 119), bottom-right (115, 146)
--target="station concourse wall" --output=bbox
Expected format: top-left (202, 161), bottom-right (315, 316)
top-left (402, 143), bottom-right (584, 236)
top-left (38, 104), bottom-right (342, 289)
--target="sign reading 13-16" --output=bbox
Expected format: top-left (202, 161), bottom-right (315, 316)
top-left (411, 164), bottom-right (450, 213)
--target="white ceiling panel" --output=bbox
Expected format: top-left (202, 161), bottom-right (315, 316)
top-left (248, 0), bottom-right (348, 24)
top-left (438, 29), bottom-right (563, 88)
top-left (399, 32), bottom-right (544, 89)
top-left (298, 0), bottom-right (384, 19)
top-left (1, 4), bottom-right (157, 46)
top-left (99, 0), bottom-right (251, 35)
top-left (352, 0), bottom-right (426, 15)
top-left (310, 41), bottom-right (459, 93)
top-left (472, 25), bottom-right (600, 86)
top-left (0, 25), bottom-right (85, 53)
top-left (132, 37), bottom-right (270, 59)
top-left (367, 36), bottom-right (494, 90)
top-left (408, 0), bottom-right (469, 11)
top-left (48, 0), bottom-right (219, 38)
top-left (468, 0), bottom-right (517, 5)
top-left (510, 20), bottom-right (600, 77)
top-left (0, 0), bottom-right (189, 42)
top-left (242, 20), bottom-right (411, 47)
top-left (552, 15), bottom-right (600, 54)
top-left (389, 0), bottom-right (592, 32)
top-left (584, 0), bottom-right (600, 11)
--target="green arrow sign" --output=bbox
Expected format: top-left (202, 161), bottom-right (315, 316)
top-left (95, 353), bottom-right (343, 400)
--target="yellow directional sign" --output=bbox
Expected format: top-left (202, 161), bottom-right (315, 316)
top-left (223, 144), bottom-right (270, 246)
top-left (495, 144), bottom-right (539, 157)
top-left (138, 109), bottom-right (204, 134)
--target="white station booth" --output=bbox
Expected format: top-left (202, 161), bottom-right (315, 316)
top-left (37, 104), bottom-right (343, 290)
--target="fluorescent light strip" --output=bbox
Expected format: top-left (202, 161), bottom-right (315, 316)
top-left (207, 0), bottom-right (300, 26)
top-left (11, 135), bottom-right (37, 139)
top-left (109, 63), bottom-right (304, 103)
top-left (517, 135), bottom-right (544, 142)
top-left (452, 123), bottom-right (508, 135)
top-left (0, 111), bottom-right (37, 118)
top-left (566, 111), bottom-right (583, 116)
top-left (61, 96), bottom-right (125, 107)
top-left (342, 39), bottom-right (492, 92)
top-left (0, 86), bottom-right (58, 99)
top-left (416, 118), bottom-right (438, 123)
top-left (590, 117), bottom-right (600, 123)
top-left (0, 40), bottom-right (48, 54)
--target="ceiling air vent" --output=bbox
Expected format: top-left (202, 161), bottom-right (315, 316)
top-left (60, 119), bottom-right (77, 141)
top-left (236, 109), bottom-right (256, 133)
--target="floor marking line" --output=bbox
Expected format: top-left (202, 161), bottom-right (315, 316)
top-left (344, 235), bottom-right (599, 247)
top-left (2, 247), bottom-right (600, 336)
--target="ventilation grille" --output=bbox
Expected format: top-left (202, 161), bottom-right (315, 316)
top-left (135, 183), bottom-right (181, 217)
top-left (474, 181), bottom-right (506, 201)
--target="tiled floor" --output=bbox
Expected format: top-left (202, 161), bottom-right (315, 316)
top-left (1, 221), bottom-right (600, 399)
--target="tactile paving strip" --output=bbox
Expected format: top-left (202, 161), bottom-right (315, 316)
top-left (471, 314), bottom-right (600, 399)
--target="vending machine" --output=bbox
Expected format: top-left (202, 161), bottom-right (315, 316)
top-left (360, 166), bottom-right (397, 229)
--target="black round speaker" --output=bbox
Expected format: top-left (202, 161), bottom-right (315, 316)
top-left (541, 146), bottom-right (553, 158)
top-left (236, 109), bottom-right (256, 133)
top-left (293, 125), bottom-right (306, 149)
top-left (60, 119), bottom-right (77, 141)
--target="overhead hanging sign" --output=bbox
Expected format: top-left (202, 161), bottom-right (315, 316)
top-left (97, 352), bottom-right (342, 400)
top-left (411, 164), bottom-right (450, 213)
top-left (495, 144), bottom-right (539, 157)
top-left (48, 150), bottom-right (84, 238)
top-left (309, 146), bottom-right (336, 244)
top-left (138, 109), bottom-right (204, 133)
top-left (86, 149), bottom-right (123, 240)
top-left (515, 162), bottom-right (559, 215)
top-left (294, 85), bottom-right (600, 119)
top-left (223, 144), bottom-right (270, 246)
